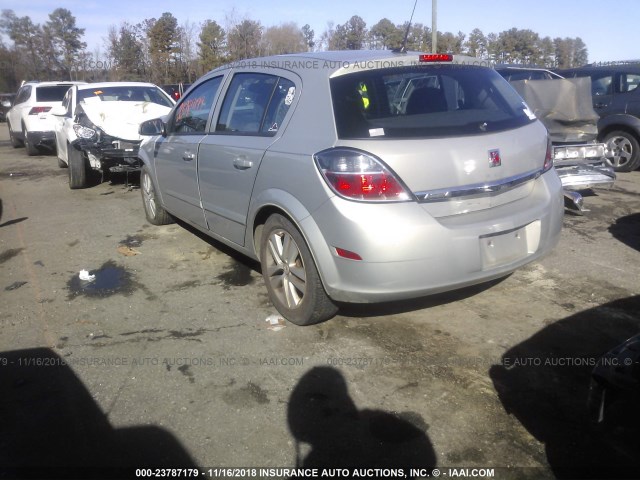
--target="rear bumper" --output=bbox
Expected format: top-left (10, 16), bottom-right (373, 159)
top-left (556, 161), bottom-right (616, 191)
top-left (307, 170), bottom-right (564, 303)
top-left (26, 130), bottom-right (56, 149)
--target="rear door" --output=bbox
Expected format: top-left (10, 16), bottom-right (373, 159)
top-left (197, 71), bottom-right (298, 246)
top-left (154, 76), bottom-right (224, 228)
top-left (587, 70), bottom-right (615, 115)
top-left (615, 70), bottom-right (640, 117)
top-left (7, 85), bottom-right (31, 135)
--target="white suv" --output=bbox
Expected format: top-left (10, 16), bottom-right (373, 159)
top-left (7, 81), bottom-right (86, 155)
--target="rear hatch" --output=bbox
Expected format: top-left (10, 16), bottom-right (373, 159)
top-left (330, 64), bottom-right (549, 216)
top-left (31, 84), bottom-right (77, 127)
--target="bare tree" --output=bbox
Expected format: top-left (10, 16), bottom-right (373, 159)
top-left (261, 22), bottom-right (306, 55)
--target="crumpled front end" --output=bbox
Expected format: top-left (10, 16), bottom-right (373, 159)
top-left (70, 104), bottom-right (144, 172)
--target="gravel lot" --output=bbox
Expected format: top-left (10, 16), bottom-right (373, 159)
top-left (1, 122), bottom-right (639, 479)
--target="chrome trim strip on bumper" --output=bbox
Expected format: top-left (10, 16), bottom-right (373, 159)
top-left (415, 168), bottom-right (542, 203)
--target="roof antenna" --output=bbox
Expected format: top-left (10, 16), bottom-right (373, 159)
top-left (395, 0), bottom-right (419, 53)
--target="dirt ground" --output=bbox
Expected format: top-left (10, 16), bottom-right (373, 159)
top-left (1, 122), bottom-right (639, 480)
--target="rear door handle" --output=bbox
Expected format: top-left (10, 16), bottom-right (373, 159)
top-left (233, 157), bottom-right (253, 170)
top-left (183, 151), bottom-right (195, 161)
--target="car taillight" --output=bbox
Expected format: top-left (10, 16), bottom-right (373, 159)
top-left (543, 137), bottom-right (553, 173)
top-left (314, 148), bottom-right (411, 202)
top-left (419, 54), bottom-right (453, 62)
top-left (29, 106), bottom-right (51, 115)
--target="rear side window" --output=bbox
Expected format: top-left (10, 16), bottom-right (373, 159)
top-left (14, 86), bottom-right (32, 105)
top-left (619, 73), bottom-right (640, 93)
top-left (330, 65), bottom-right (535, 139)
top-left (36, 85), bottom-right (73, 102)
top-left (589, 73), bottom-right (613, 96)
top-left (215, 73), bottom-right (295, 135)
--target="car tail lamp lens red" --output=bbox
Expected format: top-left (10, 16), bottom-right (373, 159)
top-left (29, 106), bottom-right (51, 115)
top-left (543, 137), bottom-right (553, 173)
top-left (314, 148), bottom-right (411, 202)
top-left (419, 54), bottom-right (453, 62)
top-left (334, 247), bottom-right (362, 261)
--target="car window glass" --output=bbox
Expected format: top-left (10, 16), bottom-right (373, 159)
top-left (215, 73), bottom-right (278, 134)
top-left (589, 73), bottom-right (613, 96)
top-left (77, 86), bottom-right (173, 108)
top-left (331, 66), bottom-right (533, 139)
top-left (260, 78), bottom-right (295, 133)
top-left (170, 77), bottom-right (223, 134)
top-left (15, 86), bottom-right (31, 105)
top-left (36, 85), bottom-right (72, 102)
top-left (619, 73), bottom-right (640, 93)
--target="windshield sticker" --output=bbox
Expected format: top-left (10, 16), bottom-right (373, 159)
top-left (522, 104), bottom-right (536, 120)
top-left (284, 86), bottom-right (295, 106)
top-left (268, 123), bottom-right (278, 132)
top-left (369, 128), bottom-right (385, 137)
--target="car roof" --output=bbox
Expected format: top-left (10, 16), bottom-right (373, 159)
top-left (560, 64), bottom-right (640, 73)
top-left (207, 50), bottom-right (484, 78)
top-left (76, 82), bottom-right (159, 90)
top-left (28, 81), bottom-right (86, 87)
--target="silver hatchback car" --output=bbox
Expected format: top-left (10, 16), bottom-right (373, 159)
top-left (138, 51), bottom-right (564, 325)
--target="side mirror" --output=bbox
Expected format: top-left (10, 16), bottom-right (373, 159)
top-left (1, 99), bottom-right (11, 108)
top-left (139, 118), bottom-right (166, 136)
top-left (50, 105), bottom-right (67, 116)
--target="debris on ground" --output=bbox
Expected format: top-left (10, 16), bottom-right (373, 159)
top-left (78, 270), bottom-right (96, 282)
top-left (265, 314), bottom-right (286, 332)
top-left (116, 245), bottom-right (140, 257)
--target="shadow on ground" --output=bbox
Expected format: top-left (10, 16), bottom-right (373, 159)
top-left (0, 348), bottom-right (196, 479)
top-left (287, 366), bottom-right (436, 477)
top-left (609, 212), bottom-right (640, 252)
top-left (490, 296), bottom-right (640, 479)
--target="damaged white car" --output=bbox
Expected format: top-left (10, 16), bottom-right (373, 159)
top-left (52, 82), bottom-right (175, 189)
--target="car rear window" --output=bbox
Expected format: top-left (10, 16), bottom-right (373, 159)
top-left (35, 85), bottom-right (73, 102)
top-left (330, 65), bottom-right (535, 139)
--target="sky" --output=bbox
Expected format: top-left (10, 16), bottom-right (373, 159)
top-left (2, 0), bottom-right (637, 63)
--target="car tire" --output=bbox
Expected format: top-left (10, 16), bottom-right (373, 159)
top-left (141, 166), bottom-right (173, 225)
top-left (604, 131), bottom-right (640, 172)
top-left (8, 121), bottom-right (23, 148)
top-left (23, 126), bottom-right (39, 156)
top-left (68, 145), bottom-right (88, 189)
top-left (260, 214), bottom-right (338, 326)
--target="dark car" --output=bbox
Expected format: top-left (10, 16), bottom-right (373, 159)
top-left (560, 64), bottom-right (640, 171)
top-left (0, 93), bottom-right (15, 122)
